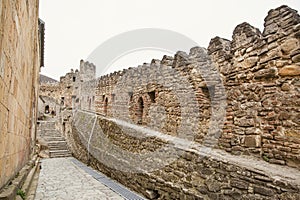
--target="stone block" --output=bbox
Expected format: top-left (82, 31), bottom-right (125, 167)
top-left (279, 65), bottom-right (300, 76)
top-left (254, 67), bottom-right (278, 79)
top-left (280, 38), bottom-right (299, 54)
top-left (234, 117), bottom-right (255, 127)
top-left (253, 186), bottom-right (275, 196)
top-left (230, 179), bottom-right (249, 190)
top-left (281, 83), bottom-right (291, 91)
top-left (205, 180), bottom-right (221, 192)
top-left (244, 135), bottom-right (261, 147)
top-left (292, 54), bottom-right (300, 62)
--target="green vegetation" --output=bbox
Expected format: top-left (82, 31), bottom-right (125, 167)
top-left (17, 189), bottom-right (26, 200)
top-left (263, 155), bottom-right (269, 162)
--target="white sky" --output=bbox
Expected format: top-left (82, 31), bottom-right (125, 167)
top-left (39, 0), bottom-right (300, 80)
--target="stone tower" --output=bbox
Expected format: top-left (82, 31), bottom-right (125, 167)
top-left (79, 59), bottom-right (96, 82)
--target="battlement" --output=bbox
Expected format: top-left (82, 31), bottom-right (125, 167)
top-left (43, 5), bottom-right (300, 170)
top-left (79, 59), bottom-right (96, 82)
top-left (40, 5), bottom-right (300, 199)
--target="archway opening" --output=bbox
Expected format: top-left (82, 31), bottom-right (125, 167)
top-left (137, 97), bottom-right (144, 124)
top-left (45, 105), bottom-right (49, 114)
top-left (104, 97), bottom-right (108, 115)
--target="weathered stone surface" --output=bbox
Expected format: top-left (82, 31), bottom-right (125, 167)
top-left (292, 54), bottom-right (300, 62)
top-left (281, 83), bottom-right (291, 91)
top-left (39, 4), bottom-right (300, 200)
top-left (253, 186), bottom-right (275, 196)
top-left (230, 179), bottom-right (249, 190)
top-left (244, 135), bottom-right (261, 147)
top-left (35, 158), bottom-right (125, 200)
top-left (254, 67), bottom-right (278, 79)
top-left (280, 38), bottom-right (299, 54)
top-left (0, 0), bottom-right (40, 190)
top-left (234, 117), bottom-right (255, 127)
top-left (279, 65), bottom-right (300, 76)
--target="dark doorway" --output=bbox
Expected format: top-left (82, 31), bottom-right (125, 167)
top-left (137, 97), bottom-right (144, 124)
top-left (104, 97), bottom-right (108, 115)
top-left (45, 105), bottom-right (49, 114)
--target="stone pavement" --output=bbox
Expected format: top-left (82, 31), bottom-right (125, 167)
top-left (35, 158), bottom-right (132, 200)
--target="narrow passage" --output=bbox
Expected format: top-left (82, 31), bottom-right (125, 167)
top-left (35, 157), bottom-right (144, 200)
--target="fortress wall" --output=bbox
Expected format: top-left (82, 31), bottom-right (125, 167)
top-left (86, 6), bottom-right (300, 167)
top-left (79, 5), bottom-right (300, 167)
top-left (64, 110), bottom-right (300, 199)
top-left (54, 5), bottom-right (300, 199)
top-left (93, 50), bottom-right (213, 142)
top-left (208, 5), bottom-right (300, 166)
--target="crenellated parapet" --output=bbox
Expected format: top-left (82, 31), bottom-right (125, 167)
top-left (205, 5), bottom-right (300, 166)
top-left (88, 5), bottom-right (300, 167)
top-left (53, 5), bottom-right (300, 200)
top-left (45, 5), bottom-right (300, 170)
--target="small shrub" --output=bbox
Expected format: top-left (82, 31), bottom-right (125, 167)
top-left (263, 155), bottom-right (269, 162)
top-left (17, 189), bottom-right (26, 200)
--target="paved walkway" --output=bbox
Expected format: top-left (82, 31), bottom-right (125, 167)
top-left (35, 158), bottom-right (127, 200)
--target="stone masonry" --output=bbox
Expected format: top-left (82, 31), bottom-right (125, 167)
top-left (40, 5), bottom-right (300, 200)
top-left (0, 0), bottom-right (41, 190)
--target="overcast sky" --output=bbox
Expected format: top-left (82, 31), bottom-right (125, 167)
top-left (39, 0), bottom-right (300, 80)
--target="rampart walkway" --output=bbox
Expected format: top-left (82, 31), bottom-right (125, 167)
top-left (35, 157), bottom-right (145, 200)
top-left (35, 120), bottom-right (145, 200)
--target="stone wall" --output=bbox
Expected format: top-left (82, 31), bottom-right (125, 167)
top-left (62, 110), bottom-right (300, 199)
top-left (0, 0), bottom-right (40, 190)
top-left (39, 96), bottom-right (60, 116)
top-left (46, 4), bottom-right (300, 199)
top-left (40, 82), bottom-right (61, 99)
top-left (89, 50), bottom-right (214, 142)
top-left (40, 61), bottom-right (96, 111)
top-left (83, 5), bottom-right (299, 168)
top-left (209, 5), bottom-right (300, 167)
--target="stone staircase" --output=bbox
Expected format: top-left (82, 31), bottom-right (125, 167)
top-left (37, 121), bottom-right (72, 158)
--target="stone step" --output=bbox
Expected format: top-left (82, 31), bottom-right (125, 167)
top-left (38, 121), bottom-right (71, 158)
top-left (42, 135), bottom-right (64, 138)
top-left (49, 151), bottom-right (71, 154)
top-left (44, 137), bottom-right (66, 141)
top-left (39, 133), bottom-right (62, 137)
top-left (48, 143), bottom-right (68, 146)
top-left (40, 131), bottom-right (60, 134)
top-left (39, 134), bottom-right (62, 138)
top-left (49, 154), bottom-right (72, 158)
top-left (48, 141), bottom-right (67, 145)
top-left (39, 130), bottom-right (61, 134)
top-left (49, 149), bottom-right (70, 153)
top-left (48, 146), bottom-right (69, 151)
top-left (49, 150), bottom-right (72, 158)
top-left (38, 125), bottom-right (56, 130)
top-left (48, 144), bottom-right (68, 148)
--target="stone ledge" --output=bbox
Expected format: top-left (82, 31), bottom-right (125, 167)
top-left (68, 110), bottom-right (300, 199)
top-left (0, 155), bottom-right (39, 200)
top-left (78, 110), bottom-right (300, 188)
top-left (20, 156), bottom-right (40, 199)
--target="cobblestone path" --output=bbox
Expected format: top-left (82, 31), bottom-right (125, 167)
top-left (35, 158), bottom-right (125, 200)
